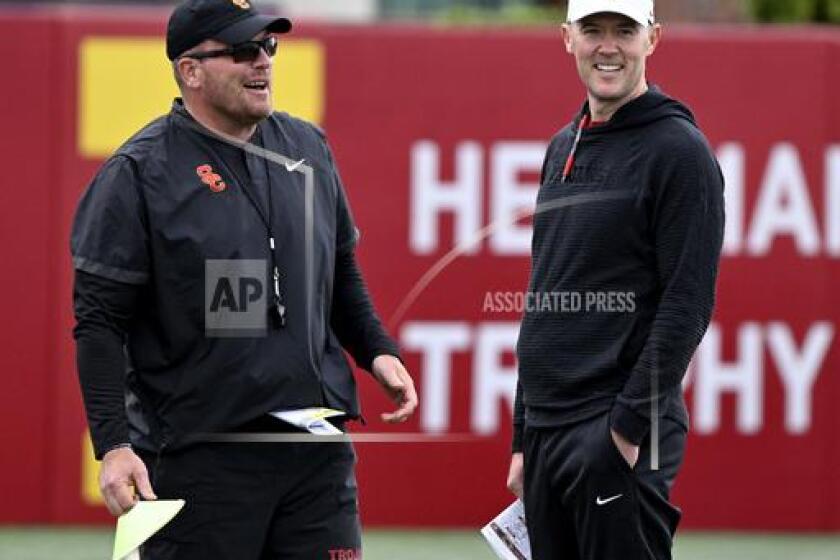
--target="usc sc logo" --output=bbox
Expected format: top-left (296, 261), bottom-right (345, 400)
top-left (196, 164), bottom-right (227, 193)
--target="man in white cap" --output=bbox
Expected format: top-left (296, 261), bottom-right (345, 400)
top-left (506, 1), bottom-right (724, 558)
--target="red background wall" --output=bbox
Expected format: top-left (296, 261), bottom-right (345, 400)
top-left (0, 6), bottom-right (838, 529)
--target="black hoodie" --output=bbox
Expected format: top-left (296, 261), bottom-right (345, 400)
top-left (512, 86), bottom-right (725, 451)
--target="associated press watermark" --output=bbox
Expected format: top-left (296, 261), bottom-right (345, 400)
top-left (483, 290), bottom-right (636, 314)
top-left (205, 259), bottom-right (268, 337)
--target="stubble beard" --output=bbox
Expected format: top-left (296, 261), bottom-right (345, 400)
top-left (207, 75), bottom-right (271, 129)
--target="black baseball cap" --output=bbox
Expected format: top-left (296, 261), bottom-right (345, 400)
top-left (167, 0), bottom-right (292, 61)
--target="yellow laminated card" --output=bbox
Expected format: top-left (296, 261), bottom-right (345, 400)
top-left (113, 499), bottom-right (185, 560)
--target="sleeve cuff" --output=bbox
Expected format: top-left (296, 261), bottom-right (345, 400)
top-left (90, 421), bottom-right (131, 460)
top-left (362, 344), bottom-right (402, 373)
top-left (609, 401), bottom-right (649, 446)
top-left (99, 442), bottom-right (132, 460)
top-left (73, 256), bottom-right (149, 285)
top-left (511, 423), bottom-right (524, 453)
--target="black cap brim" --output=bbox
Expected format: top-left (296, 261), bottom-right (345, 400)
top-left (214, 14), bottom-right (292, 45)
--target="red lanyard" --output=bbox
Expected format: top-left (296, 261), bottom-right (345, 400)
top-left (561, 113), bottom-right (590, 183)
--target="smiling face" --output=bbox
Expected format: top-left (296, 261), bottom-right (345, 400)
top-left (176, 31), bottom-right (274, 137)
top-left (562, 13), bottom-right (661, 119)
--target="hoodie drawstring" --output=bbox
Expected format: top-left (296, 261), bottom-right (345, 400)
top-left (561, 113), bottom-right (590, 183)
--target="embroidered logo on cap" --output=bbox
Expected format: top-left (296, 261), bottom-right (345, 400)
top-left (231, 0), bottom-right (251, 9)
top-left (197, 164), bottom-right (227, 193)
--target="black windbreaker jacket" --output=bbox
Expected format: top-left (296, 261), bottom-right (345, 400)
top-left (72, 100), bottom-right (397, 457)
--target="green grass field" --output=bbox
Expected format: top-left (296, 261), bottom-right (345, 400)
top-left (1, 528), bottom-right (840, 559)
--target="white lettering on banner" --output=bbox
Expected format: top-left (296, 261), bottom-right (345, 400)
top-left (747, 144), bottom-right (821, 256)
top-left (489, 143), bottom-right (543, 255)
top-left (409, 141), bottom-right (840, 258)
top-left (401, 321), bottom-right (834, 436)
top-left (472, 323), bottom-right (520, 434)
top-left (408, 140), bottom-right (545, 256)
top-left (694, 323), bottom-right (765, 434)
top-left (766, 322), bottom-right (834, 434)
top-left (401, 322), bottom-right (472, 433)
top-left (718, 143), bottom-right (745, 256)
top-left (410, 141), bottom-right (482, 255)
top-left (827, 146), bottom-right (840, 256)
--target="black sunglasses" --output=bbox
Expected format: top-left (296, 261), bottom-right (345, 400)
top-left (182, 36), bottom-right (278, 64)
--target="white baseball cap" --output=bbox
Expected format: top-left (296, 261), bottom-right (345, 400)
top-left (566, 0), bottom-right (655, 26)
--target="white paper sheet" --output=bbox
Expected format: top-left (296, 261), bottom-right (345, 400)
top-left (480, 500), bottom-right (531, 560)
top-left (270, 407), bottom-right (345, 435)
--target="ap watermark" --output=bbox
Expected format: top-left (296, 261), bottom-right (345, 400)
top-left (205, 259), bottom-right (268, 337)
top-left (483, 290), bottom-right (636, 314)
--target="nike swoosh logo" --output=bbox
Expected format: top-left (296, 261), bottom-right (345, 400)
top-left (284, 158), bottom-right (305, 172)
top-left (595, 494), bottom-right (623, 506)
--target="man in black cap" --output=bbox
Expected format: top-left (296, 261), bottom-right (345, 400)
top-left (71, 1), bottom-right (417, 558)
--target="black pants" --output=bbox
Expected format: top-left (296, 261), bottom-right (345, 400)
top-left (137, 434), bottom-right (361, 559)
top-left (523, 413), bottom-right (686, 560)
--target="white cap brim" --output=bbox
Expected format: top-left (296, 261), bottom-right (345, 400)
top-left (567, 0), bottom-right (654, 26)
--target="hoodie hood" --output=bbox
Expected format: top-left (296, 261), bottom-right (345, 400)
top-left (575, 84), bottom-right (697, 133)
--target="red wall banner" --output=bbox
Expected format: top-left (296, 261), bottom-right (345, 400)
top-left (0, 6), bottom-right (838, 530)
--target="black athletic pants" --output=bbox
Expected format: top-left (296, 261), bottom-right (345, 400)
top-left (137, 422), bottom-right (361, 559)
top-left (523, 412), bottom-right (686, 560)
